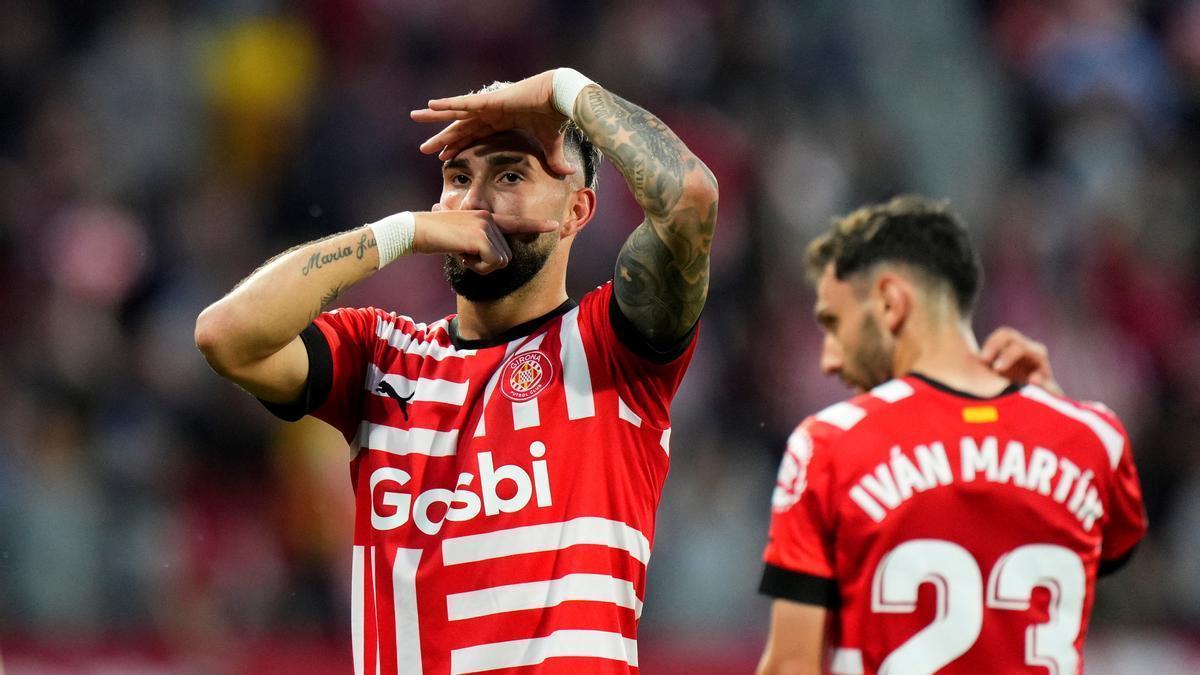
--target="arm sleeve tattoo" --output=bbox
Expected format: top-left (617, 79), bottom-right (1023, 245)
top-left (574, 86), bottom-right (718, 349)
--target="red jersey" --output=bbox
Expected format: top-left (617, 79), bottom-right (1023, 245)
top-left (266, 282), bottom-right (695, 675)
top-left (760, 374), bottom-right (1146, 675)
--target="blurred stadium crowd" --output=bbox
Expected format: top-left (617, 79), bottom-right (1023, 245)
top-left (1, 0), bottom-right (1198, 671)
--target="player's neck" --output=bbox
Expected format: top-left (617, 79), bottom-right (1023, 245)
top-left (453, 269), bottom-right (568, 341)
top-left (896, 321), bottom-right (1012, 397)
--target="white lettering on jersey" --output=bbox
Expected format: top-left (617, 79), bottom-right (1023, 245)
top-left (847, 437), bottom-right (1105, 531)
top-left (370, 443), bottom-right (553, 535)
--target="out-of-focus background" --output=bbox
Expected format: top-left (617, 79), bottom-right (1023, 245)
top-left (1, 0), bottom-right (1198, 672)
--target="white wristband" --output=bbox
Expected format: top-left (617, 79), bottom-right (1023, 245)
top-left (368, 211), bottom-right (415, 269)
top-left (552, 67), bottom-right (596, 120)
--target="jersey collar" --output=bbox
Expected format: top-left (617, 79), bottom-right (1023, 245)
top-left (906, 372), bottom-right (1021, 400)
top-left (448, 298), bottom-right (578, 350)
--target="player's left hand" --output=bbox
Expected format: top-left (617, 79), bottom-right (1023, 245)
top-left (980, 327), bottom-right (1063, 396)
top-left (410, 71), bottom-right (578, 177)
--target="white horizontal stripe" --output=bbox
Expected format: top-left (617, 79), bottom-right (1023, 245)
top-left (560, 308), bottom-right (595, 420)
top-left (442, 517), bottom-right (651, 566)
top-left (831, 647), bottom-right (864, 674)
top-left (358, 422), bottom-right (459, 457)
top-left (366, 365), bottom-right (469, 405)
top-left (871, 379), bottom-right (915, 403)
top-left (617, 397), bottom-right (642, 427)
top-left (1021, 386), bottom-right (1125, 469)
top-left (450, 629), bottom-right (637, 674)
top-left (815, 401), bottom-right (866, 430)
top-left (376, 317), bottom-right (475, 361)
top-left (446, 573), bottom-right (641, 621)
top-left (659, 428), bottom-right (671, 456)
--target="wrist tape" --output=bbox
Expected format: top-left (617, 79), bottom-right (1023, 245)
top-left (552, 68), bottom-right (596, 120)
top-left (368, 211), bottom-right (415, 268)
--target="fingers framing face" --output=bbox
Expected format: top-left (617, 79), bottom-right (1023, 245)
top-left (409, 109), bottom-right (473, 123)
top-left (424, 92), bottom-right (498, 113)
top-left (491, 214), bottom-right (559, 235)
top-left (413, 115), bottom-right (576, 177)
top-left (419, 119), bottom-right (493, 157)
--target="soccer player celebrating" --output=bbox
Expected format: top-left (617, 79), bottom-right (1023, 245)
top-left (756, 196), bottom-right (1146, 675)
top-left (195, 68), bottom-right (717, 674)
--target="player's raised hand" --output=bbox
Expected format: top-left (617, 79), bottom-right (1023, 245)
top-left (413, 209), bottom-right (558, 275)
top-left (980, 326), bottom-right (1063, 396)
top-left (410, 71), bottom-right (577, 176)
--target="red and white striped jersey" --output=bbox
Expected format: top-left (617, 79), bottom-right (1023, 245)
top-left (268, 282), bottom-right (695, 674)
top-left (760, 374), bottom-right (1147, 675)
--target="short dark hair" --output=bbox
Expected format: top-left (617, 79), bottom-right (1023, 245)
top-left (562, 119), bottom-right (600, 191)
top-left (475, 81), bottom-right (601, 190)
top-left (806, 195), bottom-right (982, 315)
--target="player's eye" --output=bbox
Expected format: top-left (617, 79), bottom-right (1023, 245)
top-left (498, 172), bottom-right (523, 184)
top-left (448, 174), bottom-right (470, 186)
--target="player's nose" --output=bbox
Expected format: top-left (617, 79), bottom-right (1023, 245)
top-left (459, 183), bottom-right (492, 212)
top-left (820, 337), bottom-right (843, 376)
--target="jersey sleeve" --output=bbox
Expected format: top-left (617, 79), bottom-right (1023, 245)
top-left (576, 282), bottom-right (698, 428)
top-left (759, 421), bottom-right (840, 607)
top-left (1093, 407), bottom-right (1147, 574)
top-left (259, 307), bottom-right (379, 441)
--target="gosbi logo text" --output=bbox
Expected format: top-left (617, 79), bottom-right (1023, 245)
top-left (499, 350), bottom-right (554, 402)
top-left (369, 442), bottom-right (552, 535)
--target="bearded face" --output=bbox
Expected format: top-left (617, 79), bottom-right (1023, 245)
top-left (839, 312), bottom-right (895, 392)
top-left (442, 231), bottom-right (557, 301)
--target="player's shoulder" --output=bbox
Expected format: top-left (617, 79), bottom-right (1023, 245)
top-left (578, 280), bottom-right (614, 310)
top-left (370, 308), bottom-right (451, 339)
top-left (1013, 383), bottom-right (1130, 469)
top-left (1016, 383), bottom-right (1126, 428)
top-left (796, 378), bottom-right (919, 449)
top-left (322, 307), bottom-right (457, 348)
top-left (549, 281), bottom-right (610, 329)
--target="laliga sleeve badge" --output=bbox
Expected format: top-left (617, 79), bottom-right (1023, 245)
top-left (772, 427), bottom-right (814, 512)
top-left (499, 351), bottom-right (555, 402)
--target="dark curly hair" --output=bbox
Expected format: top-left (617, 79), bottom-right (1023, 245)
top-left (806, 195), bottom-right (982, 315)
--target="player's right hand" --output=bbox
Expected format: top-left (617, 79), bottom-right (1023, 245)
top-left (410, 71), bottom-right (578, 177)
top-left (413, 209), bottom-right (558, 275)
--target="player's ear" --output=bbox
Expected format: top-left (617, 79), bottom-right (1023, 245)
top-left (560, 187), bottom-right (596, 238)
top-left (877, 274), bottom-right (911, 335)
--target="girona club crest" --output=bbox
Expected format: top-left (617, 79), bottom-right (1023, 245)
top-left (499, 351), bottom-right (555, 402)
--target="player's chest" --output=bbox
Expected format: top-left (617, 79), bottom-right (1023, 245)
top-left (367, 328), bottom-right (598, 444)
top-left (354, 330), bottom-right (606, 541)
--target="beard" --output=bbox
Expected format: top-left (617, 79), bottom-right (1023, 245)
top-left (842, 313), bottom-right (895, 392)
top-left (443, 233), bottom-right (556, 302)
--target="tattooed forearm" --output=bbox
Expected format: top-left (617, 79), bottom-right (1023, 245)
top-left (301, 244), bottom-right (353, 276)
top-left (577, 86), bottom-right (719, 345)
top-left (356, 232), bottom-right (377, 260)
top-left (310, 281), bottom-right (355, 322)
top-left (299, 232), bottom-right (376, 276)
top-left (576, 87), bottom-right (689, 217)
